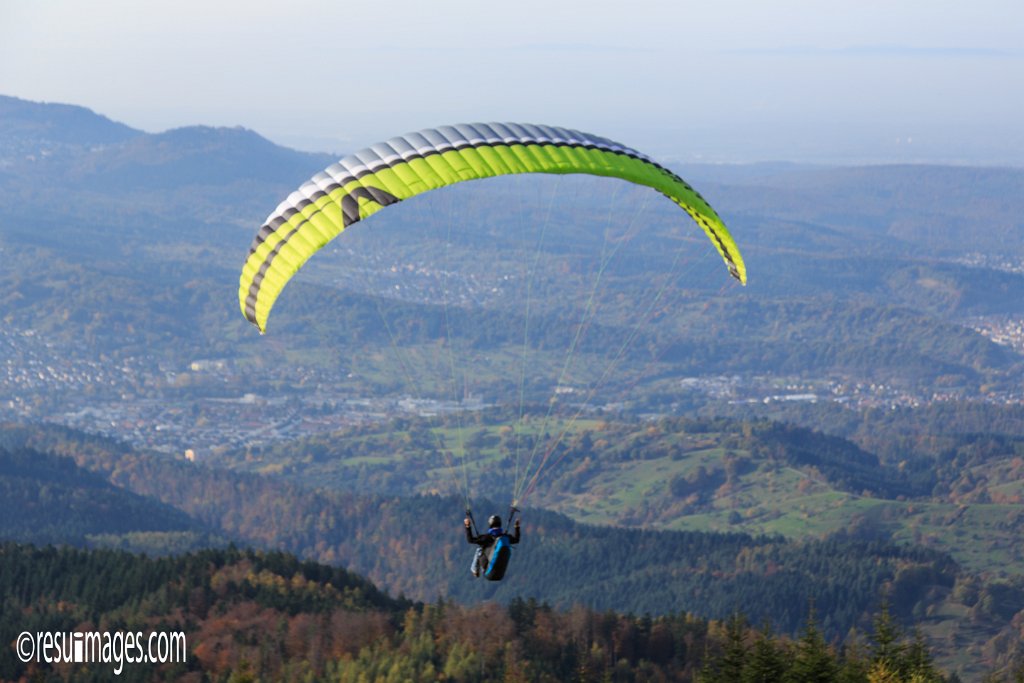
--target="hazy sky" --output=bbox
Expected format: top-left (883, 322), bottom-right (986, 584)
top-left (2, 0), bottom-right (1021, 163)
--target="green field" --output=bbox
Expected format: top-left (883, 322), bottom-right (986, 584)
top-left (216, 414), bottom-right (1024, 581)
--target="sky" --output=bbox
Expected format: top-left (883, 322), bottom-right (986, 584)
top-left (1, 0), bottom-right (1022, 163)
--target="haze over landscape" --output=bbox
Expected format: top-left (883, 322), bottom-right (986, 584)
top-left (3, 0), bottom-right (1022, 163)
top-left (2, 2), bottom-right (1024, 681)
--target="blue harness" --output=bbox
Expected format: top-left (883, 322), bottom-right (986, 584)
top-left (484, 529), bottom-right (512, 581)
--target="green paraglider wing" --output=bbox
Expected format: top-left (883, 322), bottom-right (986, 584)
top-left (239, 123), bottom-right (745, 332)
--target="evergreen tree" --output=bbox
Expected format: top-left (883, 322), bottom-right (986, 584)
top-left (743, 622), bottom-right (789, 683)
top-left (785, 604), bottom-right (838, 683)
top-left (836, 634), bottom-right (870, 683)
top-left (866, 660), bottom-right (902, 683)
top-left (870, 600), bottom-right (906, 674)
top-left (904, 628), bottom-right (941, 682)
top-left (719, 612), bottom-right (749, 682)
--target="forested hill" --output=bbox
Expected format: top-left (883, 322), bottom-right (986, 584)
top-left (0, 423), bottom-right (955, 636)
top-left (0, 93), bottom-right (333, 249)
top-left (202, 412), bottom-right (952, 526)
top-left (0, 446), bottom-right (213, 549)
top-left (0, 542), bottom-right (960, 682)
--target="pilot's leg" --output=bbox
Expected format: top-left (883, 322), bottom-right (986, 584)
top-left (471, 547), bottom-right (484, 577)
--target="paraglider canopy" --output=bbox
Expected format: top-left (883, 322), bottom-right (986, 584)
top-left (239, 122), bottom-right (746, 334)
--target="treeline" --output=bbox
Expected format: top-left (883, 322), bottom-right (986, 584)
top-left (656, 297), bottom-right (1016, 387)
top-left (720, 401), bottom-right (1024, 457)
top-left (540, 416), bottom-right (926, 499)
top-left (526, 412), bottom-right (1018, 503)
top-left (720, 402), bottom-right (1024, 502)
top-left (736, 420), bottom-right (935, 498)
top-left (0, 543), bottom-right (403, 682)
top-left (0, 541), bottom-right (974, 682)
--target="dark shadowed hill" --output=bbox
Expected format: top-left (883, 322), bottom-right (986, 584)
top-left (0, 445), bottom-right (213, 548)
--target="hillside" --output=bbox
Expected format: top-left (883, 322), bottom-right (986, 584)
top-left (4, 423), bottom-right (1024, 678)
top-left (0, 425), bottom-right (959, 628)
top-left (0, 93), bottom-right (333, 258)
top-left (0, 446), bottom-right (213, 552)
top-left (0, 542), bottom-right (961, 682)
top-left (204, 412), bottom-right (1024, 578)
top-left (0, 543), bottom-right (405, 681)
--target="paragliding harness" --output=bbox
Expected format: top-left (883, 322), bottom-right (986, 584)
top-left (466, 506), bottom-right (519, 582)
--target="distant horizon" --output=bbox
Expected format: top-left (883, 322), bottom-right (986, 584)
top-left (5, 91), bottom-right (1022, 170)
top-left (3, 1), bottom-right (1020, 166)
